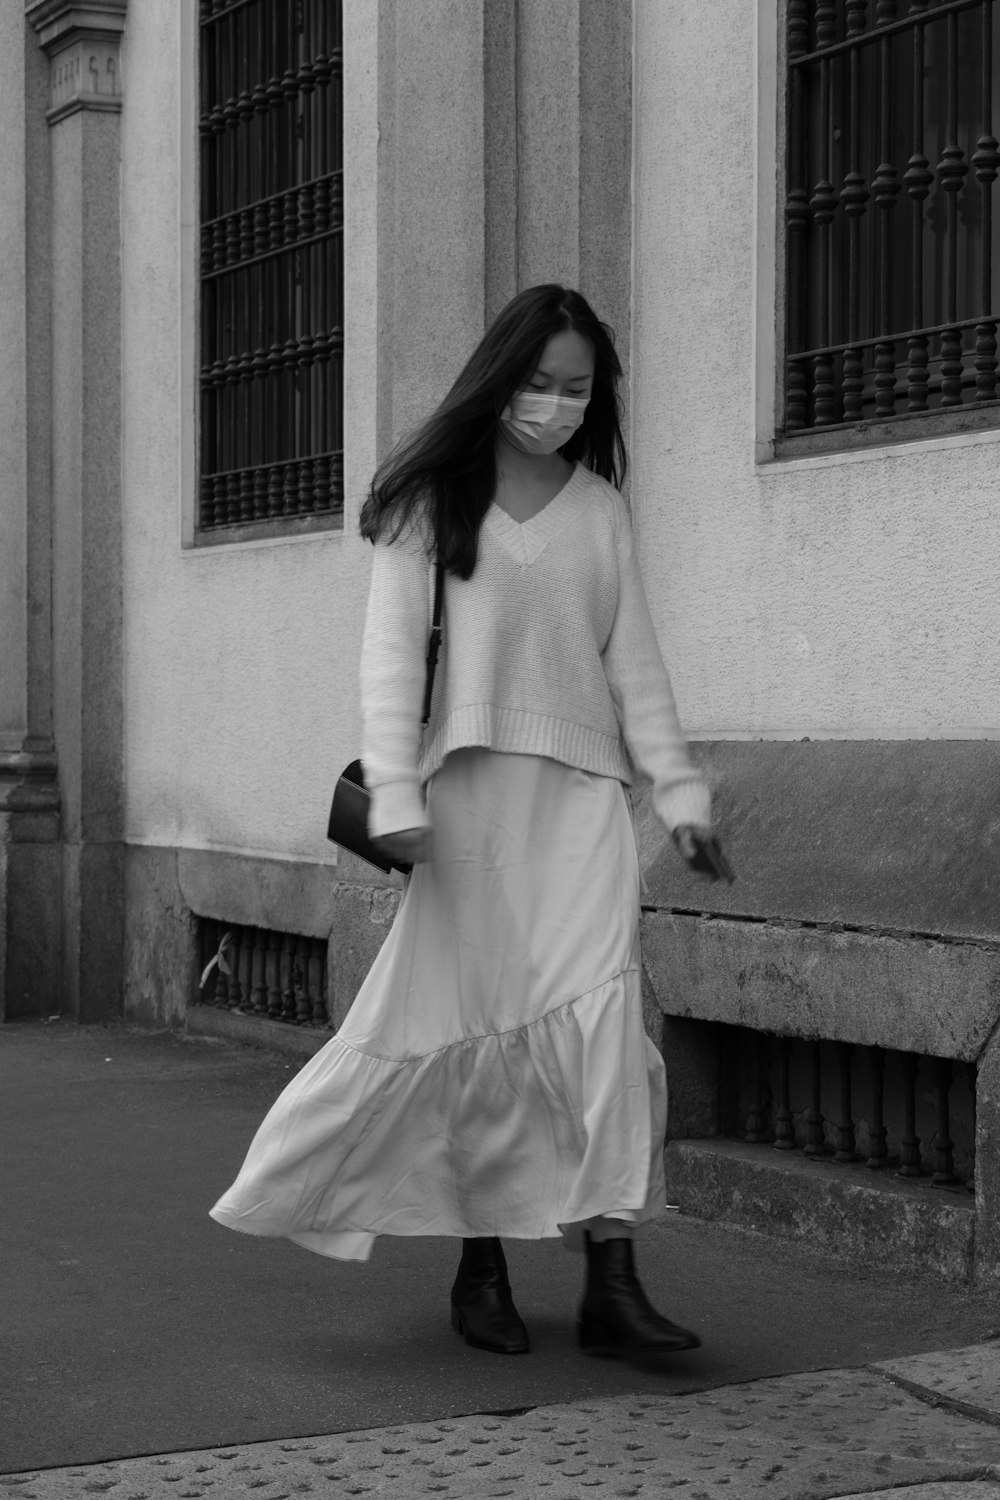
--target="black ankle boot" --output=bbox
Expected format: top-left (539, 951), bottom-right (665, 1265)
top-left (450, 1237), bottom-right (530, 1354)
top-left (578, 1234), bottom-right (700, 1360)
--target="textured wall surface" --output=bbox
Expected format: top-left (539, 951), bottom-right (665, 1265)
top-left (120, 3), bottom-right (376, 865)
top-left (632, 0), bottom-right (1000, 740)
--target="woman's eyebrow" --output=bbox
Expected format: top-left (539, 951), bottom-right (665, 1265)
top-left (532, 368), bottom-right (594, 381)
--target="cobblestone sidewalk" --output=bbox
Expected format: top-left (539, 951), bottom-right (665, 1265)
top-left (3, 1344), bottom-right (998, 1500)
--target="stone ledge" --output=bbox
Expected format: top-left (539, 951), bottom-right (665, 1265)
top-left (176, 846), bottom-right (399, 938)
top-left (185, 1004), bottom-right (330, 1061)
top-left (665, 1138), bottom-right (976, 1284)
top-left (642, 908), bottom-right (1000, 1059)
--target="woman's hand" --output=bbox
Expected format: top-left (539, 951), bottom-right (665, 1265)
top-left (672, 825), bottom-right (735, 883)
top-left (371, 827), bottom-right (434, 865)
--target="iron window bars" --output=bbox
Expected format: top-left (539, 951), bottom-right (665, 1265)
top-left (783, 0), bottom-right (1000, 441)
top-left (198, 0), bottom-right (343, 535)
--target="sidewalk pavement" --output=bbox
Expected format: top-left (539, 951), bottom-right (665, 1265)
top-left (3, 1020), bottom-right (999, 1499)
top-left (4, 1343), bottom-right (1000, 1498)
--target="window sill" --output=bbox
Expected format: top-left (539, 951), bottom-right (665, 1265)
top-left (772, 403), bottom-right (1000, 460)
top-left (188, 510), bottom-right (344, 549)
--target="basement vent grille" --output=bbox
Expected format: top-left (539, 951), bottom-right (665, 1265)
top-left (718, 1024), bottom-right (976, 1191)
top-left (196, 918), bottom-right (330, 1030)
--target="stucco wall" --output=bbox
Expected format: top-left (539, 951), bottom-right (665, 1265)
top-left (632, 0), bottom-right (1000, 741)
top-left (120, 2), bottom-right (377, 865)
top-left (120, 1), bottom-right (499, 869)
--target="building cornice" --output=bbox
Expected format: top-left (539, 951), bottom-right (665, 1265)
top-left (25, 0), bottom-right (128, 48)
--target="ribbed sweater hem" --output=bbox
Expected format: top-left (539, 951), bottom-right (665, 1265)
top-left (418, 705), bottom-right (632, 786)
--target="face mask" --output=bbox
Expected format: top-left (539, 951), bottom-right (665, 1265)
top-left (500, 391), bottom-right (590, 455)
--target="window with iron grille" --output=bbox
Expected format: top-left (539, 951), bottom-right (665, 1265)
top-left (198, 0), bottom-right (343, 538)
top-left (781, 0), bottom-right (1000, 452)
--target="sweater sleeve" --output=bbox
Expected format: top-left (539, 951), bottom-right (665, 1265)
top-left (602, 498), bottom-right (712, 832)
top-left (359, 533), bottom-right (433, 838)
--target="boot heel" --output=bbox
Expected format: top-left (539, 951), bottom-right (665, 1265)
top-left (577, 1316), bottom-right (621, 1357)
top-left (450, 1302), bottom-right (464, 1336)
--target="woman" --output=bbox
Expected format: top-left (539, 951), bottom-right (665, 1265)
top-left (211, 285), bottom-right (728, 1365)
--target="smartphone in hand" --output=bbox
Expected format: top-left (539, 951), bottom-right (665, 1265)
top-left (685, 831), bottom-right (736, 884)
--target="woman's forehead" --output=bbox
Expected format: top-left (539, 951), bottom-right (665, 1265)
top-left (534, 329), bottom-right (595, 378)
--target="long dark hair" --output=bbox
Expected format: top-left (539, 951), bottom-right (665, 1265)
top-left (359, 284), bottom-right (627, 579)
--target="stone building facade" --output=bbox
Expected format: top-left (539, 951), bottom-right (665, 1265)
top-left (2, 0), bottom-right (999, 1282)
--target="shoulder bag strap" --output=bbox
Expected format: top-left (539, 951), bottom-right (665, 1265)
top-left (420, 561), bottom-right (446, 727)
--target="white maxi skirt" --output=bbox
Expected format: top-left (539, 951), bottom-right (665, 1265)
top-left (210, 749), bottom-right (668, 1261)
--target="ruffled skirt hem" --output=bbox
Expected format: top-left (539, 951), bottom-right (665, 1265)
top-left (209, 971), bottom-right (667, 1261)
top-left (209, 1213), bottom-right (655, 1264)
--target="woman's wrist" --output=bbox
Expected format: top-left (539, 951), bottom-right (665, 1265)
top-left (368, 779), bottom-right (428, 840)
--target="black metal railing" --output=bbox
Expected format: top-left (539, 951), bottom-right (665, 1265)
top-left (198, 0), bottom-right (343, 530)
top-left (785, 0), bottom-right (1000, 432)
top-left (721, 1024), bottom-right (976, 1188)
top-left (197, 918), bottom-right (331, 1028)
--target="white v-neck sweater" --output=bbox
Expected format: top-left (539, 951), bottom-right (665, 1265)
top-left (360, 463), bottom-right (711, 838)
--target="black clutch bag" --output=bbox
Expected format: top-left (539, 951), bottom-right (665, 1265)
top-left (327, 562), bottom-right (445, 874)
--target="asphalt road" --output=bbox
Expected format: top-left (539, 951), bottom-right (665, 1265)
top-left (3, 1020), bottom-right (997, 1476)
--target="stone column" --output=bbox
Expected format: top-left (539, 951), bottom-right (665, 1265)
top-left (24, 0), bottom-right (127, 1021)
top-left (375, 0), bottom-right (489, 452)
top-left (373, 0), bottom-right (633, 449)
top-left (577, 0), bottom-right (633, 375)
top-left (0, 4), bottom-right (59, 1019)
top-left (485, 0), bottom-right (633, 384)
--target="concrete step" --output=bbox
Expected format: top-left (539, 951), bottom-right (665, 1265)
top-left (665, 1138), bottom-right (976, 1282)
top-left (185, 1001), bottom-right (330, 1060)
